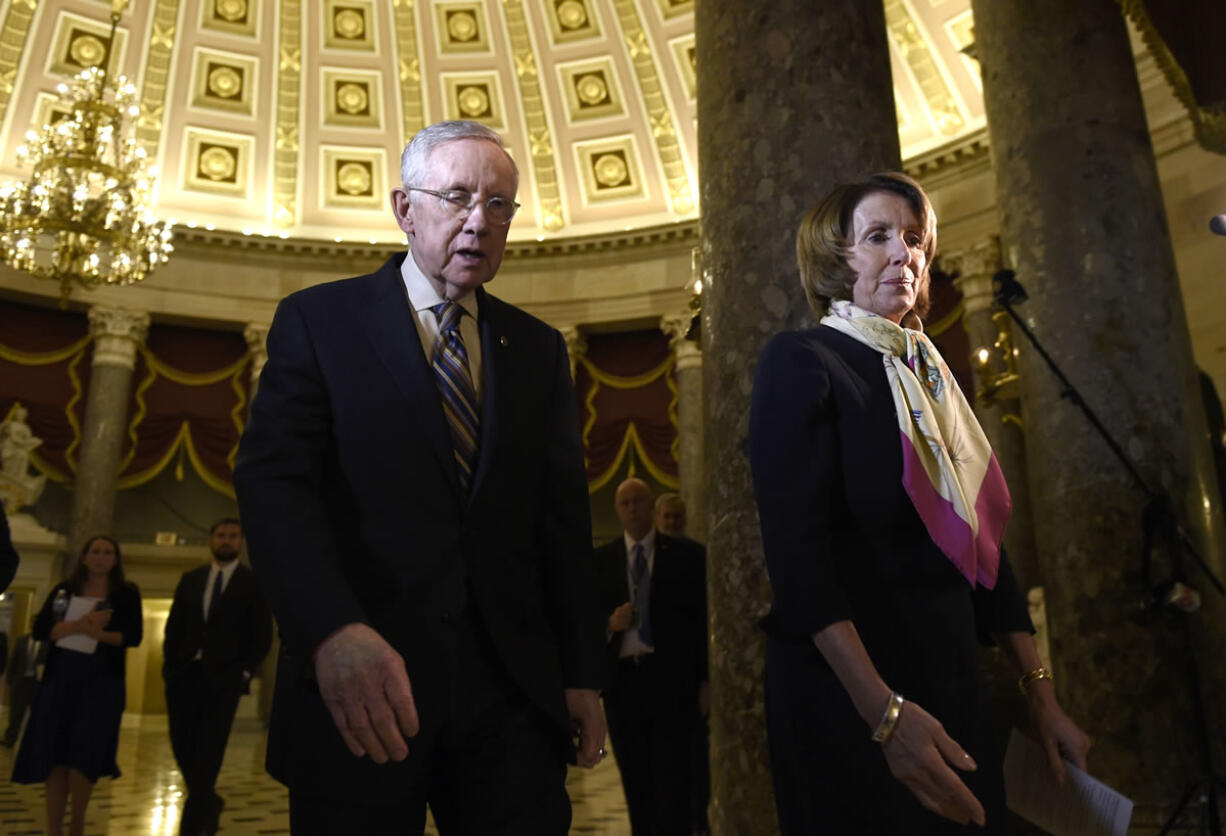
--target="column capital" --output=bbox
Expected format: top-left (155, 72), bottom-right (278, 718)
top-left (944, 236), bottom-right (1001, 317)
top-left (558, 325), bottom-right (587, 361)
top-left (661, 312), bottom-right (701, 370)
top-left (87, 305), bottom-right (150, 369)
top-left (244, 323), bottom-right (270, 383)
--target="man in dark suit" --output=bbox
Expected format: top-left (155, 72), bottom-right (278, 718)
top-left (597, 478), bottom-right (707, 836)
top-left (163, 518), bottom-right (272, 836)
top-left (653, 492), bottom-right (711, 835)
top-left (4, 631), bottom-right (44, 745)
top-left (233, 120), bottom-right (606, 835)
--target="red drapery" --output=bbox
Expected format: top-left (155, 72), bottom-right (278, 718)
top-left (0, 301), bottom-right (91, 480)
top-left (0, 300), bottom-right (250, 498)
top-left (116, 324), bottom-right (250, 497)
top-left (574, 330), bottom-right (679, 493)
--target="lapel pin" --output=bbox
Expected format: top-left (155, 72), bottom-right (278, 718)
top-left (499, 335), bottom-right (509, 347)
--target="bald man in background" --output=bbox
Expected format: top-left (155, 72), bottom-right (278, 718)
top-left (596, 478), bottom-right (707, 835)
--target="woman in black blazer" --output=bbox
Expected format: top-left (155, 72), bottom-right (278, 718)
top-left (12, 535), bottom-right (143, 836)
top-left (749, 173), bottom-right (1089, 834)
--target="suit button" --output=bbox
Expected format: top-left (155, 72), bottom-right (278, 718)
top-left (441, 612), bottom-right (450, 623)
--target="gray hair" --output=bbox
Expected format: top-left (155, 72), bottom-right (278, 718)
top-left (655, 493), bottom-right (684, 513)
top-left (399, 120), bottom-right (518, 191)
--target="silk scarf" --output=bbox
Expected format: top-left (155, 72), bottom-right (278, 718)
top-left (821, 301), bottom-right (1009, 588)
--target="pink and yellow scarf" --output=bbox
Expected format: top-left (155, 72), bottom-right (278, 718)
top-left (821, 301), bottom-right (1010, 588)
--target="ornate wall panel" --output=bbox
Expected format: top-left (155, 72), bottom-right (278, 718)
top-left (47, 11), bottom-right (128, 79)
top-left (434, 2), bottom-right (491, 54)
top-left (182, 128), bottom-right (254, 197)
top-left (668, 34), bottom-right (695, 101)
top-left (654, 0), bottom-right (693, 20)
top-left (610, 0), bottom-right (693, 214)
top-left (273, 0), bottom-right (303, 228)
top-left (323, 67), bottom-right (382, 129)
top-left (557, 58), bottom-right (625, 123)
top-left (320, 145), bottom-right (386, 210)
top-left (0, 0), bottom-right (38, 131)
top-left (323, 0), bottom-right (376, 52)
top-left (391, 0), bottom-right (426, 140)
top-left (574, 135), bottom-right (645, 204)
top-left (441, 71), bottom-right (506, 129)
top-left (190, 48), bottom-right (257, 115)
top-left (201, 0), bottom-right (259, 37)
top-left (135, 0), bottom-right (180, 155)
top-left (502, 0), bottom-right (566, 232)
top-left (546, 0), bottom-right (601, 45)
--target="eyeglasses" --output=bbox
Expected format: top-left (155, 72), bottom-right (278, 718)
top-left (406, 187), bottom-right (520, 225)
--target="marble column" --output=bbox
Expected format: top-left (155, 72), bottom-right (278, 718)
top-left (243, 322), bottom-right (277, 725)
top-left (696, 2), bottom-right (900, 831)
top-left (660, 312), bottom-right (706, 543)
top-left (67, 306), bottom-right (150, 564)
top-left (244, 323), bottom-right (269, 409)
top-left (945, 238), bottom-right (1041, 592)
top-left (972, 0), bottom-right (1226, 818)
top-left (558, 325), bottom-right (587, 382)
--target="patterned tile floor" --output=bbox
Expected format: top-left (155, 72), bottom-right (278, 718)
top-left (0, 716), bottom-right (631, 835)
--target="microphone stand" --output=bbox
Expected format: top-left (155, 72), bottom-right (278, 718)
top-left (992, 269), bottom-right (1224, 835)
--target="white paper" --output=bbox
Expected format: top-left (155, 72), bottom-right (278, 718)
top-left (55, 595), bottom-right (102, 654)
top-left (1004, 728), bottom-right (1133, 836)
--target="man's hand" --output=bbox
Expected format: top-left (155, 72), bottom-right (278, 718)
top-left (565, 688), bottom-right (606, 769)
top-left (607, 602), bottom-right (634, 633)
top-left (314, 623), bottom-right (420, 763)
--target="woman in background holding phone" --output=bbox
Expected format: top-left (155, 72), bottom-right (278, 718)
top-left (12, 535), bottom-right (143, 836)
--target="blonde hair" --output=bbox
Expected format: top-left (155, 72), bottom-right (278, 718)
top-left (796, 172), bottom-right (937, 330)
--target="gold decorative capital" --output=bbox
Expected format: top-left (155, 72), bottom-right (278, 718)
top-left (88, 306), bottom-right (150, 369)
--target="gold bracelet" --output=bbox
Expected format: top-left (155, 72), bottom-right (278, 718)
top-left (871, 691), bottom-right (905, 744)
top-left (1018, 666), bottom-right (1053, 694)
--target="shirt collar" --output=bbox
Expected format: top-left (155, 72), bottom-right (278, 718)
top-left (211, 559), bottom-right (240, 582)
top-left (400, 250), bottom-right (480, 321)
top-left (623, 528), bottom-right (657, 553)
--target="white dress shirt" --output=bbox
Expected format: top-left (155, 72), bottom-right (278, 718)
top-left (202, 559), bottom-right (240, 622)
top-left (400, 252), bottom-right (484, 402)
top-left (619, 528), bottom-right (656, 657)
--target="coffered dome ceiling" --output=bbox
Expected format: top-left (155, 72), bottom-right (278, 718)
top-left (0, 0), bottom-right (985, 244)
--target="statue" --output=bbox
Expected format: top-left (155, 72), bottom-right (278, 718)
top-left (0, 403), bottom-right (47, 514)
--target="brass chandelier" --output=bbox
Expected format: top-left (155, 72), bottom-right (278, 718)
top-left (0, 1), bottom-right (173, 302)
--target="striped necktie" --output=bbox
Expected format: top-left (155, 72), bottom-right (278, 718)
top-left (630, 543), bottom-right (653, 645)
top-left (431, 301), bottom-right (480, 493)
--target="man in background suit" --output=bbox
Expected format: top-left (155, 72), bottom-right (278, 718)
top-left (653, 493), bottom-right (689, 540)
top-left (597, 478), bottom-right (707, 836)
top-left (4, 631), bottom-right (44, 745)
top-left (163, 518), bottom-right (272, 836)
top-left (654, 492), bottom-right (711, 835)
top-left (234, 120), bottom-right (606, 835)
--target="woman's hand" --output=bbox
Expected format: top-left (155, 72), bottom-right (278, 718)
top-left (1025, 681), bottom-right (1091, 783)
top-left (79, 609), bottom-right (112, 639)
top-left (881, 699), bottom-right (986, 827)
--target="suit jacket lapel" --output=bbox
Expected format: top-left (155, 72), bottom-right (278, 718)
top-left (365, 255), bottom-right (460, 496)
top-left (469, 288), bottom-right (505, 502)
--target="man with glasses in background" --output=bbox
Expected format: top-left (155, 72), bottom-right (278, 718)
top-left (235, 120), bottom-right (606, 835)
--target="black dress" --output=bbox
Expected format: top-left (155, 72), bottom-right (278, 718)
top-left (12, 581), bottom-right (143, 783)
top-left (749, 326), bottom-right (1032, 835)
